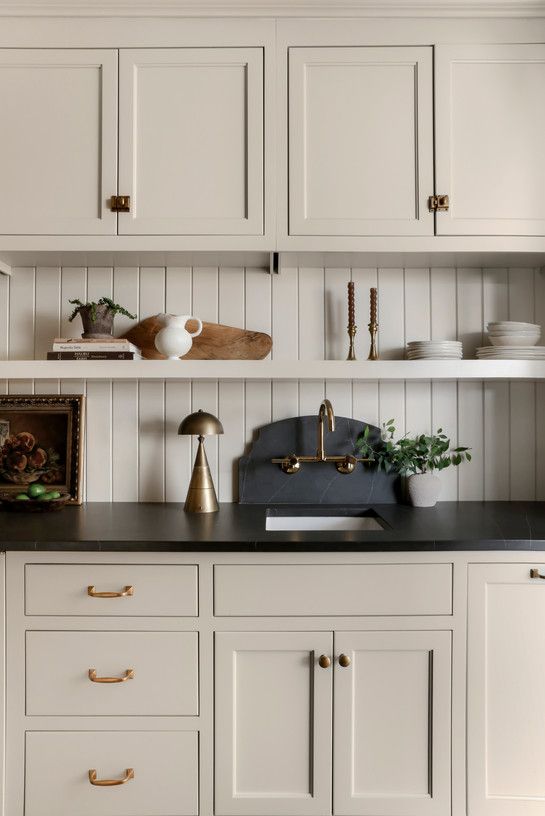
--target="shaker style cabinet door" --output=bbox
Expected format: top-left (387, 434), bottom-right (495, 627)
top-left (118, 48), bottom-right (264, 236)
top-left (435, 44), bottom-right (545, 235)
top-left (288, 46), bottom-right (433, 237)
top-left (0, 50), bottom-right (117, 235)
top-left (468, 564), bottom-right (545, 815)
top-left (334, 630), bottom-right (451, 816)
top-left (215, 631), bottom-right (333, 816)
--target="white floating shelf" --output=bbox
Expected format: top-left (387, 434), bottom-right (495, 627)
top-left (2, 359), bottom-right (545, 381)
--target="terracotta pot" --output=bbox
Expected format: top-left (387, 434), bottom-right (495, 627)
top-left (79, 305), bottom-right (115, 339)
top-left (407, 472), bottom-right (441, 507)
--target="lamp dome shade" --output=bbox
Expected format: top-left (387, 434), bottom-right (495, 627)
top-left (178, 409), bottom-right (224, 436)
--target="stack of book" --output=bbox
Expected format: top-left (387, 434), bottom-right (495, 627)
top-left (47, 338), bottom-right (142, 360)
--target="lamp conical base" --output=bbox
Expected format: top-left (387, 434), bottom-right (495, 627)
top-left (184, 436), bottom-right (219, 513)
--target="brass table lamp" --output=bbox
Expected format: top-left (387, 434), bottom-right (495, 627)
top-left (178, 409), bottom-right (224, 513)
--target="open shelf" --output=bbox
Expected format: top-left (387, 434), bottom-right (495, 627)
top-left (2, 359), bottom-right (545, 381)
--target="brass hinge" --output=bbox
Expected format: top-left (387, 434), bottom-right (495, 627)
top-left (428, 194), bottom-right (449, 212)
top-left (110, 195), bottom-right (130, 212)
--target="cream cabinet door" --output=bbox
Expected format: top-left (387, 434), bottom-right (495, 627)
top-left (468, 564), bottom-right (545, 815)
top-left (435, 44), bottom-right (545, 235)
top-left (0, 50), bottom-right (117, 235)
top-left (215, 631), bottom-right (333, 816)
top-left (334, 630), bottom-right (451, 816)
top-left (288, 46), bottom-right (433, 236)
top-left (118, 48), bottom-right (264, 236)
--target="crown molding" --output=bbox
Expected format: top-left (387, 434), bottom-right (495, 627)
top-left (0, 0), bottom-right (544, 16)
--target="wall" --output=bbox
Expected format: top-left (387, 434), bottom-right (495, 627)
top-left (0, 264), bottom-right (544, 502)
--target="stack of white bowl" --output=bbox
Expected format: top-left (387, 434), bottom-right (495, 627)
top-left (406, 340), bottom-right (463, 360)
top-left (477, 322), bottom-right (544, 359)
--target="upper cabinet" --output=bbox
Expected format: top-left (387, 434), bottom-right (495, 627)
top-left (118, 48), bottom-right (264, 236)
top-left (0, 49), bottom-right (118, 235)
top-left (288, 46), bottom-right (434, 237)
top-left (435, 44), bottom-right (545, 236)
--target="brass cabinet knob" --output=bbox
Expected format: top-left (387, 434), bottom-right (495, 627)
top-left (89, 768), bottom-right (134, 786)
top-left (88, 668), bottom-right (134, 684)
top-left (339, 654), bottom-right (351, 668)
top-left (318, 654), bottom-right (331, 669)
top-left (87, 585), bottom-right (134, 598)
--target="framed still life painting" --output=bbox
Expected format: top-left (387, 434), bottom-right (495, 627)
top-left (0, 395), bottom-right (85, 504)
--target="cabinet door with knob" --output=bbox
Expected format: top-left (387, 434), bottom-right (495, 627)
top-left (118, 48), bottom-right (264, 236)
top-left (215, 631), bottom-right (333, 816)
top-left (0, 49), bottom-right (118, 236)
top-left (435, 44), bottom-right (545, 236)
top-left (468, 564), bottom-right (545, 815)
top-left (288, 46), bottom-right (434, 237)
top-left (334, 630), bottom-right (451, 816)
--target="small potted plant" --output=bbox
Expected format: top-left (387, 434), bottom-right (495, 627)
top-left (356, 421), bottom-right (471, 507)
top-left (68, 297), bottom-right (137, 339)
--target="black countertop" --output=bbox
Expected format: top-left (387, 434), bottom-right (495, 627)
top-left (0, 501), bottom-right (544, 551)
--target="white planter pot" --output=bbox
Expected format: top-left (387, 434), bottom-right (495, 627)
top-left (407, 473), bottom-right (441, 507)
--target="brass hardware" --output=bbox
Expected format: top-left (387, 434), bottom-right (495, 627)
top-left (88, 768), bottom-right (134, 786)
top-left (428, 194), bottom-right (449, 212)
top-left (110, 195), bottom-right (130, 212)
top-left (339, 654), bottom-right (351, 668)
top-left (271, 399), bottom-right (371, 474)
top-left (530, 569), bottom-right (545, 579)
top-left (178, 410), bottom-right (224, 513)
top-left (87, 585), bottom-right (134, 599)
top-left (336, 455), bottom-right (357, 475)
top-left (88, 668), bottom-right (135, 683)
top-left (318, 655), bottom-right (331, 669)
top-left (368, 287), bottom-right (379, 361)
top-left (347, 281), bottom-right (357, 361)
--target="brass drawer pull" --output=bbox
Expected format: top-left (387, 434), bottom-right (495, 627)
top-left (87, 585), bottom-right (134, 598)
top-left (88, 768), bottom-right (134, 786)
top-left (339, 654), bottom-right (351, 668)
top-left (88, 668), bottom-right (134, 684)
top-left (318, 654), bottom-right (331, 669)
top-left (530, 569), bottom-right (545, 579)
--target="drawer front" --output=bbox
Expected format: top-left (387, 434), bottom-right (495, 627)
top-left (25, 730), bottom-right (198, 816)
top-left (214, 563), bottom-right (452, 616)
top-left (25, 564), bottom-right (198, 616)
top-left (26, 631), bottom-right (198, 716)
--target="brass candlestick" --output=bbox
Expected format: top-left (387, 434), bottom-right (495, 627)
top-left (368, 287), bottom-right (379, 360)
top-left (347, 281), bottom-right (357, 360)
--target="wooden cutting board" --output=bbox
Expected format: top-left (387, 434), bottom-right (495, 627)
top-left (121, 316), bottom-right (272, 360)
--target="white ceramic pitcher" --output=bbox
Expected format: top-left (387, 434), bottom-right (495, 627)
top-left (154, 314), bottom-right (203, 360)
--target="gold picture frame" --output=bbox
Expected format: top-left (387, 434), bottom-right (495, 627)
top-left (0, 395), bottom-right (85, 504)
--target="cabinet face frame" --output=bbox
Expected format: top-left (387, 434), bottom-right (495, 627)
top-left (0, 49), bottom-right (118, 236)
top-left (288, 45), bottom-right (434, 238)
top-left (118, 47), bottom-right (265, 237)
top-left (435, 43), bottom-right (545, 237)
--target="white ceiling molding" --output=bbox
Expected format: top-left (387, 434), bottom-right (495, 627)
top-left (0, 0), bottom-right (544, 16)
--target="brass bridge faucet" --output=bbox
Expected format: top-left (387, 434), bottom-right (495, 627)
top-left (271, 399), bottom-right (371, 475)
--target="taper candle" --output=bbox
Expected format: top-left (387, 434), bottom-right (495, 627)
top-left (347, 281), bottom-right (357, 361)
top-left (368, 287), bottom-right (379, 361)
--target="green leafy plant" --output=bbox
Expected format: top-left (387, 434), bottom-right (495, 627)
top-left (68, 297), bottom-right (136, 323)
top-left (356, 421), bottom-right (471, 476)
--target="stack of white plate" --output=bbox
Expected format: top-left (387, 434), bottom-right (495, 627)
top-left (477, 345), bottom-right (545, 360)
top-left (406, 340), bottom-right (463, 360)
top-left (487, 321), bottom-right (541, 347)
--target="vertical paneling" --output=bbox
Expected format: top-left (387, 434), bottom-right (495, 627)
top-left (138, 268), bottom-right (165, 502)
top-left (2, 263), bottom-right (542, 502)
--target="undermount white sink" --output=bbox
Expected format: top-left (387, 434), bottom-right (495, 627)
top-left (265, 511), bottom-right (386, 532)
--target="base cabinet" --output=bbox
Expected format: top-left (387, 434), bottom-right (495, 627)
top-left (468, 564), bottom-right (545, 815)
top-left (215, 629), bottom-right (451, 816)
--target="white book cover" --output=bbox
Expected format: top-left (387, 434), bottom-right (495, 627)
top-left (52, 338), bottom-right (139, 352)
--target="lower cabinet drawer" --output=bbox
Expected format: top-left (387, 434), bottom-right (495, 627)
top-left (214, 563), bottom-right (453, 616)
top-left (25, 730), bottom-right (198, 816)
top-left (26, 631), bottom-right (198, 716)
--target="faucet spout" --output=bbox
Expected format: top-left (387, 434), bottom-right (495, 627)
top-left (317, 399), bottom-right (335, 460)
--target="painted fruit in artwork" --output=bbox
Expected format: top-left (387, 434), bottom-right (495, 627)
top-left (0, 432), bottom-right (64, 486)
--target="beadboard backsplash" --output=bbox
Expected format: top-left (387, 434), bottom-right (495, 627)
top-left (0, 264), bottom-right (544, 502)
